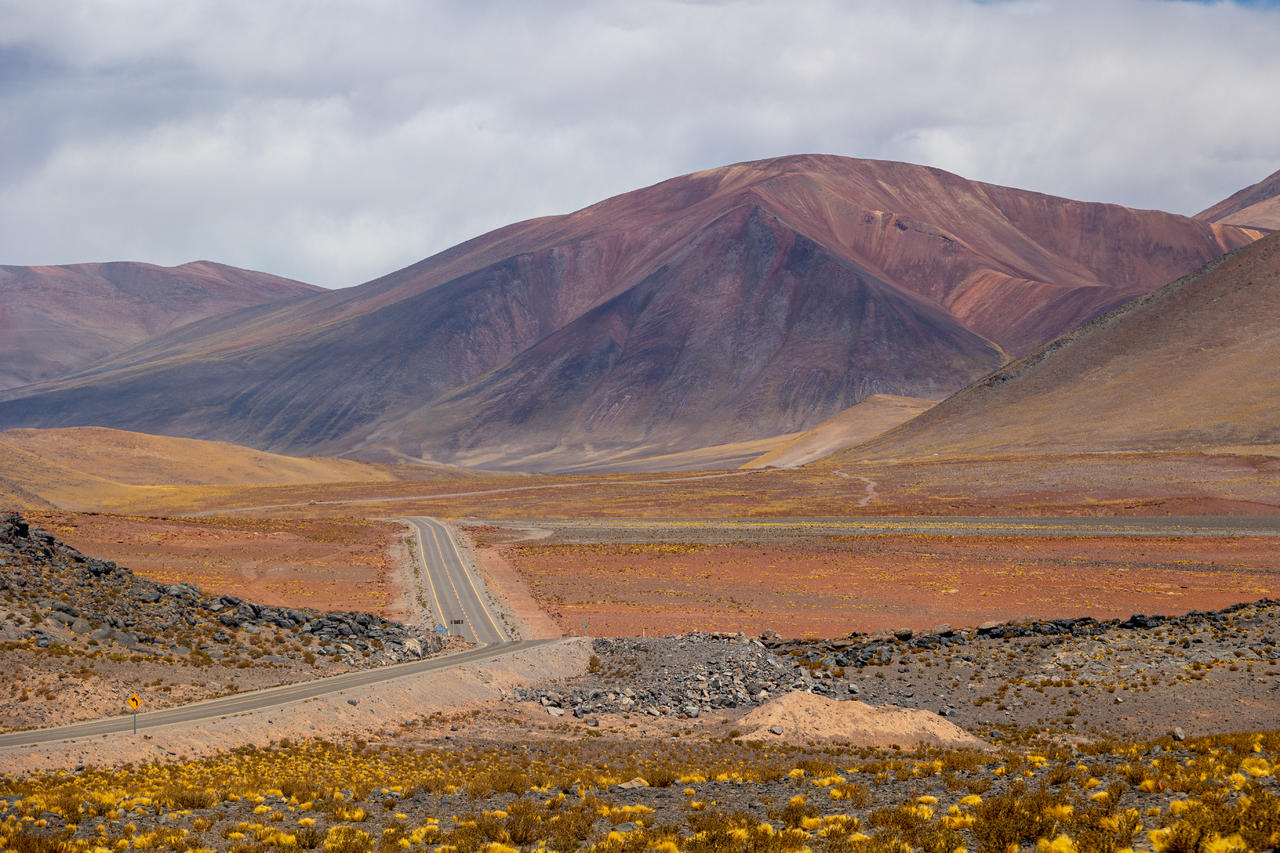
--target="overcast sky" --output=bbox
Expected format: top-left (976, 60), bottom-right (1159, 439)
top-left (2, 0), bottom-right (1278, 289)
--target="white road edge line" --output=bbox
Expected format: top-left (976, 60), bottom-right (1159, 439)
top-left (408, 518), bottom-right (446, 627)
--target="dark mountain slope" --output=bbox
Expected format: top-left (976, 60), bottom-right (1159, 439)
top-left (377, 204), bottom-right (1001, 468)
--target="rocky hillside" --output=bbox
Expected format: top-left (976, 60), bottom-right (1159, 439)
top-left (0, 156), bottom-right (1261, 471)
top-left (0, 512), bottom-right (439, 663)
top-left (0, 512), bottom-right (444, 730)
top-left (516, 598), bottom-right (1280, 739)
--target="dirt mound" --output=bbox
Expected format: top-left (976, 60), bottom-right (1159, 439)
top-left (738, 692), bottom-right (987, 749)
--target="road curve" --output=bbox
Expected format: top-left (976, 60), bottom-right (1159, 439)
top-left (1, 516), bottom-right (517, 750)
top-left (0, 638), bottom-right (560, 749)
top-left (402, 516), bottom-right (509, 645)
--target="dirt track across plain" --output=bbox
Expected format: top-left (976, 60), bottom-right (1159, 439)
top-left (471, 515), bottom-right (1280, 543)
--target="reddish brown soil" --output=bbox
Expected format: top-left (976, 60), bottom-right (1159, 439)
top-left (27, 512), bottom-right (408, 618)
top-left (498, 535), bottom-right (1280, 639)
top-left (470, 543), bottom-right (563, 640)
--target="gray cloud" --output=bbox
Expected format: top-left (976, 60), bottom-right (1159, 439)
top-left (2, 0), bottom-right (1278, 288)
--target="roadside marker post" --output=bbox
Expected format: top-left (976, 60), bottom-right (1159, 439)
top-left (126, 692), bottom-right (141, 733)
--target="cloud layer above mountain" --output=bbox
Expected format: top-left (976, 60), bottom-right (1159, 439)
top-left (3, 0), bottom-right (1278, 288)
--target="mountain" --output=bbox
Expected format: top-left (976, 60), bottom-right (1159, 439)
top-left (827, 231), bottom-right (1280, 464)
top-left (0, 155), bottom-right (1264, 471)
top-left (0, 261), bottom-right (321, 390)
top-left (1196, 167), bottom-right (1280, 230)
top-left (517, 394), bottom-right (937, 472)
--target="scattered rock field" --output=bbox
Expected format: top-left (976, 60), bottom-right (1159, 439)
top-left (517, 600), bottom-right (1280, 743)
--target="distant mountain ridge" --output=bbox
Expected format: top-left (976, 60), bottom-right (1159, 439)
top-left (0, 155), bottom-right (1266, 471)
top-left (0, 260), bottom-right (320, 390)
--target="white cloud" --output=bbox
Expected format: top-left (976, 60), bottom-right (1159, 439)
top-left (1, 0), bottom-right (1278, 287)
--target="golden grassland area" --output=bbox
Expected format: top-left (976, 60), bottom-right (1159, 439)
top-left (2, 731), bottom-right (1280, 853)
top-left (37, 451), bottom-right (1276, 521)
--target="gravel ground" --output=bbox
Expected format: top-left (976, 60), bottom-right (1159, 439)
top-left (515, 599), bottom-right (1280, 743)
top-left (512, 633), bottom-right (826, 720)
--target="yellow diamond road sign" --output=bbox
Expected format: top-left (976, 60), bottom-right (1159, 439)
top-left (127, 693), bottom-right (141, 711)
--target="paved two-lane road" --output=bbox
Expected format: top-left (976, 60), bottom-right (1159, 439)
top-left (402, 516), bottom-right (510, 645)
top-left (0, 517), bottom-right (523, 750)
top-left (0, 638), bottom-right (557, 749)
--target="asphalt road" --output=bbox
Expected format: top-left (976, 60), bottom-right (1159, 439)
top-left (403, 516), bottom-right (510, 645)
top-left (0, 517), bottom-right (520, 750)
top-left (0, 638), bottom-right (558, 749)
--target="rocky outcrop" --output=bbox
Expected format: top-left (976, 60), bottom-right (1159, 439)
top-left (765, 599), bottom-right (1279, 666)
top-left (513, 632), bottom-right (851, 720)
top-left (514, 599), bottom-right (1280, 731)
top-left (0, 512), bottom-right (441, 667)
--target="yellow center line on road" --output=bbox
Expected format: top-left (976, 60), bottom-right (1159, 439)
top-left (433, 520), bottom-right (507, 642)
top-left (424, 520), bottom-right (474, 641)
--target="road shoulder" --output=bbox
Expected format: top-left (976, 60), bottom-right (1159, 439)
top-left (455, 524), bottom-right (563, 641)
top-left (0, 639), bottom-right (590, 775)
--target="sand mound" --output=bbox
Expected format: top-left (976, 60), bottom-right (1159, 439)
top-left (738, 692), bottom-right (987, 749)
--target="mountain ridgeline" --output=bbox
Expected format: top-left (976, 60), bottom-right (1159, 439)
top-left (0, 155), bottom-right (1268, 471)
top-left (833, 231), bottom-right (1280, 463)
top-left (0, 261), bottom-right (320, 392)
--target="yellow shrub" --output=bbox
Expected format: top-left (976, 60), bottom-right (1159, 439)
top-left (1035, 835), bottom-right (1077, 853)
